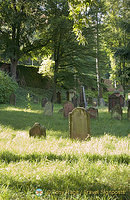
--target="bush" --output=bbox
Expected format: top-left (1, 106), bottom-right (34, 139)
top-left (0, 71), bottom-right (18, 103)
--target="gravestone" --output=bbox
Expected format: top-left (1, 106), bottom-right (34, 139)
top-left (66, 90), bottom-right (75, 102)
top-left (29, 122), bottom-right (46, 137)
top-left (72, 95), bottom-right (78, 107)
top-left (99, 98), bottom-right (105, 107)
top-left (44, 101), bottom-right (53, 116)
top-left (63, 102), bottom-right (74, 117)
top-left (87, 107), bottom-right (98, 119)
top-left (92, 98), bottom-right (98, 107)
top-left (127, 100), bottom-right (130, 120)
top-left (56, 91), bottom-right (61, 104)
top-left (108, 92), bottom-right (121, 112)
top-left (9, 93), bottom-right (16, 105)
top-left (69, 107), bottom-right (90, 140)
top-left (41, 97), bottom-right (48, 107)
top-left (111, 104), bottom-right (122, 120)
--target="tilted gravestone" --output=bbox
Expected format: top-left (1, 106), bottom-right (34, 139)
top-left (41, 97), bottom-right (48, 107)
top-left (9, 93), bottom-right (16, 106)
top-left (44, 101), bottom-right (53, 116)
top-left (69, 107), bottom-right (90, 140)
top-left (87, 107), bottom-right (98, 119)
top-left (29, 122), bottom-right (46, 137)
top-left (111, 104), bottom-right (122, 120)
top-left (63, 102), bottom-right (74, 117)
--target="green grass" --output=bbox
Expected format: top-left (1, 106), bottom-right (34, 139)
top-left (0, 89), bottom-right (129, 199)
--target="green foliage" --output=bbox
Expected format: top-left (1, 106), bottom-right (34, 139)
top-left (17, 65), bottom-right (51, 89)
top-left (0, 71), bottom-right (18, 103)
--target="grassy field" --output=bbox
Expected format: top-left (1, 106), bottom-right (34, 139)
top-left (0, 89), bottom-right (129, 199)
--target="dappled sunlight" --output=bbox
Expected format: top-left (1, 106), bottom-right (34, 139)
top-left (0, 106), bottom-right (42, 114)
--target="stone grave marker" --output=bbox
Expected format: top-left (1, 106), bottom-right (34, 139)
top-left (29, 122), bottom-right (46, 137)
top-left (92, 98), bottom-right (98, 107)
top-left (108, 91), bottom-right (124, 112)
top-left (56, 91), bottom-right (61, 104)
top-left (72, 95), bottom-right (78, 107)
top-left (41, 97), bottom-right (48, 107)
top-left (66, 90), bottom-right (75, 102)
top-left (69, 107), bottom-right (90, 140)
top-left (87, 107), bottom-right (98, 119)
top-left (99, 98), bottom-right (105, 107)
top-left (44, 101), bottom-right (53, 116)
top-left (63, 102), bottom-right (74, 117)
top-left (9, 93), bottom-right (16, 105)
top-left (111, 104), bottom-right (122, 120)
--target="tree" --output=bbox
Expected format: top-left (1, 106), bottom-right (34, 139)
top-left (0, 0), bottom-right (49, 80)
top-left (103, 0), bottom-right (130, 98)
top-left (38, 0), bottom-right (96, 101)
top-left (85, 0), bottom-right (108, 104)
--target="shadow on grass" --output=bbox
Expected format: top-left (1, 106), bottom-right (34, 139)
top-left (0, 108), bottom-right (69, 137)
top-left (0, 105), bottom-right (129, 137)
top-left (1, 173), bottom-right (129, 199)
top-left (0, 151), bottom-right (129, 165)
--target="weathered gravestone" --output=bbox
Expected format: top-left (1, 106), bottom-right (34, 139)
top-left (56, 91), bottom-right (61, 104)
top-left (99, 98), bottom-right (105, 107)
top-left (66, 90), bottom-right (75, 102)
top-left (44, 101), bottom-right (53, 116)
top-left (92, 98), bottom-right (98, 107)
top-left (111, 104), bottom-right (122, 120)
top-left (87, 107), bottom-right (98, 119)
top-left (10, 93), bottom-right (16, 105)
top-left (108, 91), bottom-right (124, 112)
top-left (41, 97), bottom-right (48, 107)
top-left (69, 107), bottom-right (90, 140)
top-left (127, 100), bottom-right (130, 120)
top-left (63, 102), bottom-right (74, 117)
top-left (72, 95), bottom-right (78, 107)
top-left (29, 122), bottom-right (46, 137)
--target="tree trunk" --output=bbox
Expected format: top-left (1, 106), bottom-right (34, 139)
top-left (52, 60), bottom-right (58, 103)
top-left (122, 56), bottom-right (126, 100)
top-left (96, 10), bottom-right (102, 106)
top-left (10, 59), bottom-right (18, 80)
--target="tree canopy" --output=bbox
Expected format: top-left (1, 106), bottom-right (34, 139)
top-left (0, 0), bottom-right (129, 99)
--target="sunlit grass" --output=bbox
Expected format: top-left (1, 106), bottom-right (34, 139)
top-left (0, 103), bottom-right (129, 199)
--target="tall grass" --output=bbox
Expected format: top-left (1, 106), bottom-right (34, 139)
top-left (0, 94), bottom-right (129, 199)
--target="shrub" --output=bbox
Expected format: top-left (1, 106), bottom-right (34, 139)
top-left (0, 71), bottom-right (18, 103)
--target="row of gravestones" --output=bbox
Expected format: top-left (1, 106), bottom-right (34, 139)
top-left (30, 100), bottom-right (130, 140)
top-left (41, 95), bottom-right (130, 120)
top-left (9, 92), bottom-right (130, 120)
